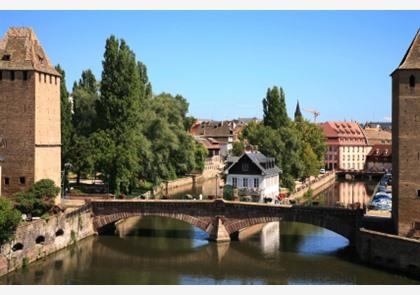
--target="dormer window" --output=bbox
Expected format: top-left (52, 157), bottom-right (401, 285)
top-left (410, 75), bottom-right (416, 88)
top-left (2, 54), bottom-right (10, 61)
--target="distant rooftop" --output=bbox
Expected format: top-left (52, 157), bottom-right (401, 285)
top-left (0, 27), bottom-right (60, 76)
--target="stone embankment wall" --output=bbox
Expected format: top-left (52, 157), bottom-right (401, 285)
top-left (356, 228), bottom-right (420, 278)
top-left (0, 204), bottom-right (95, 277)
top-left (289, 171), bottom-right (336, 201)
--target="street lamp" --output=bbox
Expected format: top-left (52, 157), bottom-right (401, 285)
top-left (0, 155), bottom-right (4, 196)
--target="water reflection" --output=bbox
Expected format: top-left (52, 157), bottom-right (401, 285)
top-left (0, 217), bottom-right (417, 285)
top-left (316, 180), bottom-right (377, 207)
top-left (158, 177), bottom-right (219, 199)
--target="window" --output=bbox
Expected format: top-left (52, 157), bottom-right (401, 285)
top-left (49, 75), bottom-right (52, 84)
top-left (242, 162), bottom-right (249, 172)
top-left (0, 70), bottom-right (2, 80)
top-left (44, 74), bottom-right (46, 83)
top-left (243, 178), bottom-right (248, 187)
top-left (22, 71), bottom-right (28, 81)
top-left (4, 177), bottom-right (9, 186)
top-left (10, 71), bottom-right (15, 81)
top-left (19, 177), bottom-right (25, 185)
top-left (417, 190), bottom-right (420, 198)
top-left (2, 54), bottom-right (10, 61)
top-left (232, 177), bottom-right (237, 188)
top-left (254, 178), bottom-right (259, 188)
top-left (410, 75), bottom-right (416, 88)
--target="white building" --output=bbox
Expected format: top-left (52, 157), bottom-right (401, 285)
top-left (225, 151), bottom-right (281, 202)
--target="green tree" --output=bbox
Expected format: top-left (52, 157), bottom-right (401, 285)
top-left (56, 65), bottom-right (73, 167)
top-left (70, 70), bottom-right (100, 183)
top-left (95, 36), bottom-right (143, 195)
top-left (232, 141), bottom-right (245, 156)
top-left (262, 86), bottom-right (289, 129)
top-left (0, 197), bottom-right (21, 244)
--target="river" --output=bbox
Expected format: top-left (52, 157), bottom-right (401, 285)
top-left (0, 179), bottom-right (417, 285)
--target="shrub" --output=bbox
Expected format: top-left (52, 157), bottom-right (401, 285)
top-left (223, 185), bottom-right (233, 201)
top-left (14, 179), bottom-right (60, 217)
top-left (0, 197), bottom-right (21, 244)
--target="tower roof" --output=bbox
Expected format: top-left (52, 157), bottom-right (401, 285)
top-left (0, 27), bottom-right (60, 76)
top-left (397, 29), bottom-right (420, 70)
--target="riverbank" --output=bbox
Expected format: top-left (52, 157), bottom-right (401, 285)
top-left (0, 204), bottom-right (95, 277)
top-left (288, 171), bottom-right (336, 202)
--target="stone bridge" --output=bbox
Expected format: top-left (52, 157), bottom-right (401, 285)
top-left (89, 199), bottom-right (363, 243)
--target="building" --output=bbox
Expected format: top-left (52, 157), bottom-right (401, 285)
top-left (0, 27), bottom-right (61, 202)
top-left (225, 151), bottom-right (281, 202)
top-left (320, 121), bottom-right (369, 171)
top-left (194, 136), bottom-right (221, 157)
top-left (391, 29), bottom-right (420, 237)
top-left (365, 144), bottom-right (392, 172)
top-left (364, 121), bottom-right (392, 132)
top-left (190, 120), bottom-right (246, 157)
top-left (362, 126), bottom-right (392, 145)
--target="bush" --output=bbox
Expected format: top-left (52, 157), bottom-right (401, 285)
top-left (14, 179), bottom-right (60, 217)
top-left (223, 185), bottom-right (233, 200)
top-left (0, 197), bottom-right (21, 244)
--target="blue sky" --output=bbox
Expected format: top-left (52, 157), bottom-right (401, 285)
top-left (1, 11), bottom-right (419, 122)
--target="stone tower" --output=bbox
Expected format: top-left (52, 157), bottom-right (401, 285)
top-left (0, 27), bottom-right (61, 202)
top-left (392, 29), bottom-right (420, 236)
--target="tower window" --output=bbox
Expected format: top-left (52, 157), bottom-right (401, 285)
top-left (410, 75), bottom-right (416, 88)
top-left (49, 75), bottom-right (52, 84)
top-left (19, 177), bottom-right (25, 185)
top-left (4, 177), bottom-right (10, 186)
top-left (44, 74), bottom-right (46, 83)
top-left (2, 54), bottom-right (10, 61)
top-left (22, 71), bottom-right (28, 81)
top-left (10, 71), bottom-right (15, 81)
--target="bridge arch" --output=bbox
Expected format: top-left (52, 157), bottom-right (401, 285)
top-left (90, 199), bottom-right (362, 243)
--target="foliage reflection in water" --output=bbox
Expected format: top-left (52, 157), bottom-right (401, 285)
top-left (0, 215), bottom-right (417, 285)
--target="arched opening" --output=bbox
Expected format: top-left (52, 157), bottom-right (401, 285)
top-left (98, 215), bottom-right (209, 250)
top-left (410, 75), bottom-right (416, 88)
top-left (278, 221), bottom-right (350, 255)
top-left (35, 235), bottom-right (45, 245)
top-left (55, 229), bottom-right (64, 237)
top-left (12, 243), bottom-right (24, 252)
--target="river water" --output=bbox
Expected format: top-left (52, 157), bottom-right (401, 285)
top-left (0, 179), bottom-right (418, 285)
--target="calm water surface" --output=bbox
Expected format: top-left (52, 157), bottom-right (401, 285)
top-left (0, 216), bottom-right (418, 285)
top-left (1, 179), bottom-right (417, 285)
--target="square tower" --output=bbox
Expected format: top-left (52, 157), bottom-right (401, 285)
top-left (392, 29), bottom-right (420, 236)
top-left (0, 27), bottom-right (61, 202)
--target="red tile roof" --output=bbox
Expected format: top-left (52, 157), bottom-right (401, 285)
top-left (320, 121), bottom-right (367, 146)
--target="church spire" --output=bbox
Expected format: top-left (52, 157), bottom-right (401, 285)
top-left (294, 100), bottom-right (302, 121)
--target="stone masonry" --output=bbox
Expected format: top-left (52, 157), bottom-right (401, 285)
top-left (90, 199), bottom-right (363, 243)
top-left (392, 29), bottom-right (420, 237)
top-left (0, 27), bottom-right (61, 202)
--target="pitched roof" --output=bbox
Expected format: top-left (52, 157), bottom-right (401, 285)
top-left (226, 151), bottom-right (281, 176)
top-left (367, 144), bottom-right (392, 158)
top-left (0, 27), bottom-right (60, 76)
top-left (320, 121), bottom-right (368, 145)
top-left (397, 29), bottom-right (420, 70)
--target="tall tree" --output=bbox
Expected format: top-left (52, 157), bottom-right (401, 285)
top-left (262, 86), bottom-right (289, 129)
top-left (95, 36), bottom-right (143, 195)
top-left (56, 65), bottom-right (73, 167)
